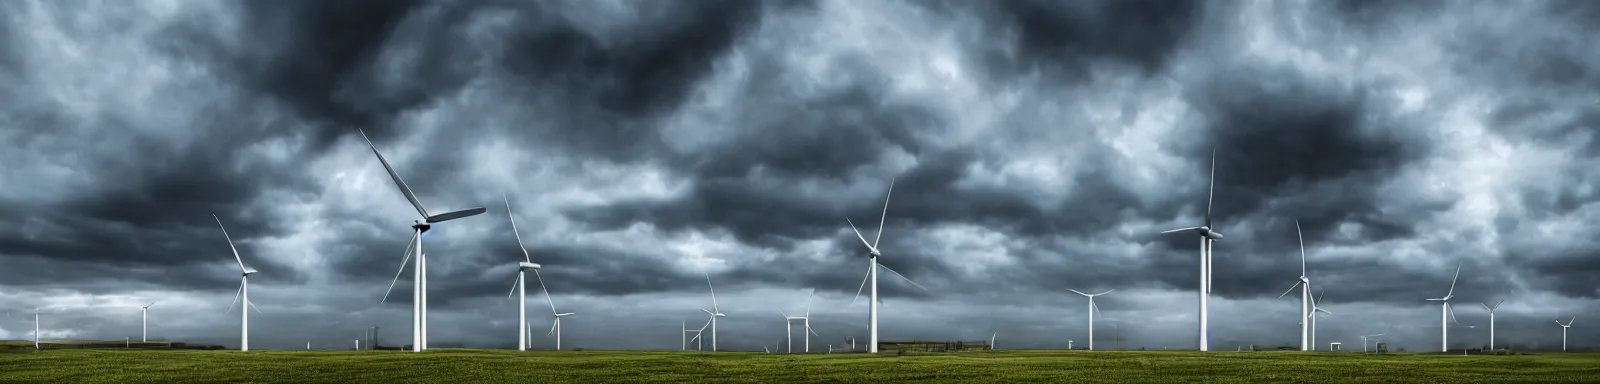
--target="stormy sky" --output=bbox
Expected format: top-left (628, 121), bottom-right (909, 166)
top-left (1, 0), bottom-right (1598, 353)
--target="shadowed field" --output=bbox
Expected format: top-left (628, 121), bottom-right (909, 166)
top-left (1, 345), bottom-right (1597, 383)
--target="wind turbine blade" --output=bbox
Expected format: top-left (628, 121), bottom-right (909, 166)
top-left (878, 263), bottom-right (928, 292)
top-left (146, 301), bottom-right (157, 308)
top-left (778, 310), bottom-right (789, 318)
top-left (213, 215), bottom-right (248, 272)
top-left (1296, 220), bottom-right (1307, 275)
top-left (702, 308), bottom-right (714, 316)
top-left (1447, 304), bottom-right (1460, 324)
top-left (873, 179), bottom-right (894, 248)
top-left (1066, 288), bottom-right (1091, 297)
top-left (1445, 263), bottom-right (1461, 298)
top-left (1206, 147), bottom-right (1216, 227)
top-left (504, 195), bottom-right (533, 262)
top-left (850, 265), bottom-right (870, 305)
top-left (804, 288), bottom-right (815, 317)
top-left (533, 269), bottom-right (558, 315)
top-left (1480, 302), bottom-right (1491, 312)
top-left (427, 207), bottom-right (486, 223)
top-left (380, 232), bottom-right (419, 304)
top-left (548, 320), bottom-right (558, 336)
top-left (807, 325), bottom-right (819, 337)
top-left (224, 280), bottom-right (243, 315)
top-left (1494, 299), bottom-right (1504, 310)
top-left (248, 300), bottom-right (263, 314)
top-left (1161, 227), bottom-right (1202, 234)
top-left (358, 129), bottom-right (430, 218)
top-left (705, 273), bottom-right (719, 313)
top-left (1277, 281), bottom-right (1302, 299)
top-left (1094, 289), bottom-right (1116, 296)
top-left (845, 218), bottom-right (876, 251)
top-left (507, 276), bottom-right (519, 299)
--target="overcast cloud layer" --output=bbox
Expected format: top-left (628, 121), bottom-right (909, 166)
top-left (2, 0), bottom-right (1598, 352)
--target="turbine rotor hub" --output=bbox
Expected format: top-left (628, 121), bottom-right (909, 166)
top-left (412, 221), bottom-right (432, 231)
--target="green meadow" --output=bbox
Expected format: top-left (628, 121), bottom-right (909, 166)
top-left (2, 343), bottom-right (1597, 383)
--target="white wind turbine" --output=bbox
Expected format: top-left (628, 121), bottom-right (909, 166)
top-left (1307, 290), bottom-right (1331, 350)
top-left (539, 276), bottom-right (575, 350)
top-left (1160, 149), bottom-right (1223, 351)
top-left (1481, 299), bottom-right (1505, 350)
top-left (681, 321), bottom-right (702, 351)
top-left (1556, 317), bottom-right (1575, 352)
top-left (779, 289), bottom-right (820, 353)
top-left (702, 273), bottom-right (727, 351)
top-left (844, 178), bottom-right (930, 354)
top-left (688, 318), bottom-right (711, 351)
top-left (215, 215), bottom-right (264, 351)
top-left (502, 195), bottom-right (543, 351)
top-left (361, 129), bottom-right (487, 352)
top-left (1276, 220), bottom-right (1312, 351)
top-left (1424, 263), bottom-right (1463, 352)
top-left (1066, 288), bottom-right (1114, 351)
top-left (140, 301), bottom-right (157, 342)
top-left (1360, 333), bottom-right (1385, 352)
top-left (990, 332), bottom-right (997, 350)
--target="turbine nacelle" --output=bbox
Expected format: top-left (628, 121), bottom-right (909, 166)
top-left (555, 313), bottom-right (575, 317)
top-left (1161, 226), bottom-right (1224, 240)
top-left (519, 262), bottom-right (541, 271)
top-left (242, 268), bottom-right (258, 276)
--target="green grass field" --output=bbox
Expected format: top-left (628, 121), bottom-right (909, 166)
top-left (2, 343), bottom-right (1598, 383)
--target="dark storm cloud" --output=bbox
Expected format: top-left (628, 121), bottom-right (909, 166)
top-left (917, 0), bottom-right (1203, 83)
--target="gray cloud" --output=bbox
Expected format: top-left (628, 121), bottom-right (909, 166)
top-left (1, 0), bottom-right (1597, 353)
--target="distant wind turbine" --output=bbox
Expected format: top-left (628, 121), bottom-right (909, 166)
top-left (1424, 263), bottom-right (1463, 352)
top-left (1481, 299), bottom-right (1505, 350)
top-left (778, 289), bottom-right (820, 353)
top-left (140, 301), bottom-right (157, 342)
top-left (1067, 288), bottom-right (1115, 350)
top-left (1360, 333), bottom-right (1385, 352)
top-left (1556, 317), bottom-right (1575, 351)
top-left (702, 273), bottom-right (727, 351)
top-left (1307, 290), bottom-right (1331, 350)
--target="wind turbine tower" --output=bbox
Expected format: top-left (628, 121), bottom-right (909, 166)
top-left (1067, 288), bottom-right (1115, 350)
top-left (1160, 149), bottom-right (1223, 351)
